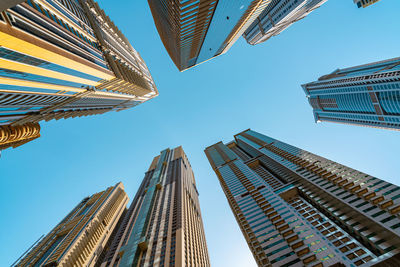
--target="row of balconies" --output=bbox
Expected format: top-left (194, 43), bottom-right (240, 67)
top-left (226, 157), bottom-right (339, 266)
top-left (61, 189), bottom-right (127, 266)
top-left (295, 182), bottom-right (400, 263)
top-left (288, 184), bottom-right (383, 266)
top-left (267, 143), bottom-right (400, 219)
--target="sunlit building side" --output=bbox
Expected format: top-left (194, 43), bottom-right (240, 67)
top-left (15, 182), bottom-right (129, 266)
top-left (0, 0), bottom-right (157, 150)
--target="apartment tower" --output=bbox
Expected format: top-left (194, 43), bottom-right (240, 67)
top-left (205, 129), bottom-right (400, 266)
top-left (101, 147), bottom-right (210, 267)
top-left (354, 0), bottom-right (381, 8)
top-left (0, 0), bottom-right (157, 150)
top-left (302, 57), bottom-right (400, 131)
top-left (147, 0), bottom-right (272, 71)
top-left (243, 0), bottom-right (327, 45)
top-left (15, 182), bottom-right (129, 266)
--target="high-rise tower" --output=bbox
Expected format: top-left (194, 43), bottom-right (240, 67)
top-left (147, 0), bottom-right (272, 71)
top-left (205, 129), bottom-right (400, 266)
top-left (0, 0), bottom-right (157, 150)
top-left (15, 182), bottom-right (129, 266)
top-left (243, 0), bottom-right (327, 45)
top-left (302, 57), bottom-right (400, 131)
top-left (101, 147), bottom-right (210, 267)
top-left (354, 0), bottom-right (381, 8)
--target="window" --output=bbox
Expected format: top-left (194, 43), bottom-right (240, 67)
top-left (381, 216), bottom-right (397, 224)
top-left (363, 206), bottom-right (378, 213)
top-left (310, 240), bottom-right (321, 246)
top-left (384, 187), bottom-right (400, 196)
top-left (33, 234), bottom-right (65, 266)
top-left (390, 223), bottom-right (400, 230)
top-left (321, 254), bottom-right (335, 261)
top-left (304, 234), bottom-right (314, 240)
top-left (375, 184), bottom-right (392, 192)
top-left (270, 251), bottom-right (295, 264)
top-left (266, 245), bottom-right (289, 257)
top-left (263, 239), bottom-right (285, 250)
top-left (343, 193), bottom-right (354, 200)
top-left (371, 210), bottom-right (386, 218)
top-left (313, 246), bottom-right (327, 254)
top-left (77, 204), bottom-right (92, 217)
top-left (366, 232), bottom-right (376, 239)
top-left (355, 201), bottom-right (369, 208)
top-left (349, 197), bottom-right (362, 204)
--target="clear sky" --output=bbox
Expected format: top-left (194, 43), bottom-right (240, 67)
top-left (1, 0), bottom-right (400, 266)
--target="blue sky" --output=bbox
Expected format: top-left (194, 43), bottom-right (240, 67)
top-left (1, 0), bottom-right (400, 266)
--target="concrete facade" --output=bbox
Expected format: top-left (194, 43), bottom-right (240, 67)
top-left (205, 129), bottom-right (400, 266)
top-left (0, 0), bottom-right (157, 150)
top-left (15, 182), bottom-right (129, 266)
top-left (102, 147), bottom-right (210, 267)
top-left (303, 57), bottom-right (400, 131)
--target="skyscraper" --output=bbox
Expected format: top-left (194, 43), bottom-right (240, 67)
top-left (354, 0), bottom-right (381, 8)
top-left (101, 146), bottom-right (210, 267)
top-left (147, 0), bottom-right (272, 71)
top-left (302, 57), bottom-right (400, 131)
top-left (0, 0), bottom-right (157, 150)
top-left (15, 182), bottom-right (129, 266)
top-left (205, 129), bottom-right (400, 266)
top-left (243, 0), bottom-right (327, 45)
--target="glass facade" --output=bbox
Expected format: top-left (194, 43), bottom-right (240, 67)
top-left (205, 129), bottom-right (400, 266)
top-left (243, 0), bottom-right (327, 45)
top-left (101, 147), bottom-right (210, 267)
top-left (147, 0), bottom-right (270, 71)
top-left (354, 0), bottom-right (381, 8)
top-left (303, 57), bottom-right (400, 131)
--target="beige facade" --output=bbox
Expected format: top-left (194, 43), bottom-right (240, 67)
top-left (102, 147), bottom-right (210, 267)
top-left (16, 182), bottom-right (129, 266)
top-left (0, 122), bottom-right (40, 150)
top-left (206, 129), bottom-right (400, 266)
top-left (0, 0), bottom-right (157, 151)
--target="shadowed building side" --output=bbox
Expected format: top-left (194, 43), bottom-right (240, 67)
top-left (147, 0), bottom-right (272, 71)
top-left (205, 129), bottom-right (400, 266)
